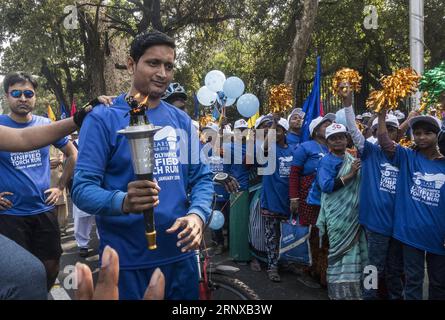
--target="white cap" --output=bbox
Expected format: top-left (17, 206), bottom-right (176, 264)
top-left (223, 124), bottom-right (233, 136)
top-left (362, 112), bottom-right (372, 118)
top-left (234, 119), bottom-right (249, 129)
top-left (371, 114), bottom-right (399, 129)
top-left (309, 113), bottom-right (336, 137)
top-left (394, 110), bottom-right (406, 120)
top-left (277, 118), bottom-right (289, 131)
top-left (287, 108), bottom-right (306, 122)
top-left (203, 122), bottom-right (219, 132)
top-left (356, 115), bottom-right (363, 120)
top-left (255, 115), bottom-right (273, 129)
top-left (325, 123), bottom-right (348, 139)
top-left (254, 115), bottom-right (265, 129)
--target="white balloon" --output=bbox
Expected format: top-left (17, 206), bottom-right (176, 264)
top-left (237, 93), bottom-right (259, 118)
top-left (223, 76), bottom-right (245, 99)
top-left (205, 70), bottom-right (226, 92)
top-left (225, 97), bottom-right (236, 106)
top-left (216, 95), bottom-right (236, 107)
top-left (197, 86), bottom-right (217, 106)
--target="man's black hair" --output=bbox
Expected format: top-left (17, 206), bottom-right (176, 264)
top-left (130, 30), bottom-right (176, 63)
top-left (3, 72), bottom-right (38, 93)
top-left (412, 121), bottom-right (440, 135)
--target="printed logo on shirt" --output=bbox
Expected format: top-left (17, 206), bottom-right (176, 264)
top-left (10, 150), bottom-right (42, 170)
top-left (208, 156), bottom-right (224, 174)
top-left (278, 156), bottom-right (293, 177)
top-left (153, 126), bottom-right (180, 181)
top-left (379, 163), bottom-right (399, 194)
top-left (410, 172), bottom-right (445, 207)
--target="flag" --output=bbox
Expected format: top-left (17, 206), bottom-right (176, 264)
top-left (301, 56), bottom-right (322, 142)
top-left (60, 103), bottom-right (69, 119)
top-left (70, 99), bottom-right (77, 116)
top-left (47, 105), bottom-right (56, 122)
top-left (247, 112), bottom-right (260, 128)
top-left (319, 100), bottom-right (325, 117)
top-left (193, 93), bottom-right (199, 120)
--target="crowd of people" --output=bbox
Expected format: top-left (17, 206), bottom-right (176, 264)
top-left (0, 29), bottom-right (444, 301)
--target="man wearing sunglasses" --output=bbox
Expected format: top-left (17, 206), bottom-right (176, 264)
top-left (0, 72), bottom-right (78, 292)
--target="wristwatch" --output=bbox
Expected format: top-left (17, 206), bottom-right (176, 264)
top-left (213, 172), bottom-right (229, 184)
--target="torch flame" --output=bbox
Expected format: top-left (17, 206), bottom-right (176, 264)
top-left (140, 95), bottom-right (148, 106)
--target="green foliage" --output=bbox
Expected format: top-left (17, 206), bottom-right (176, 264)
top-left (0, 0), bottom-right (444, 120)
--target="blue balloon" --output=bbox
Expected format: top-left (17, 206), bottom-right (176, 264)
top-left (209, 210), bottom-right (225, 230)
top-left (335, 108), bottom-right (347, 126)
top-left (237, 93), bottom-right (259, 118)
top-left (223, 76), bottom-right (245, 99)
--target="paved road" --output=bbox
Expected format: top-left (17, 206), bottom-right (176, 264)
top-left (50, 198), bottom-right (328, 300)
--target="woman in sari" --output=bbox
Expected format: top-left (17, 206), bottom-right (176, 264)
top-left (316, 123), bottom-right (368, 300)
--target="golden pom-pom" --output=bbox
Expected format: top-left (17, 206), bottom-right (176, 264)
top-left (199, 115), bottom-right (215, 129)
top-left (399, 137), bottom-right (415, 149)
top-left (366, 90), bottom-right (386, 113)
top-left (268, 84), bottom-right (294, 114)
top-left (366, 68), bottom-right (420, 112)
top-left (332, 68), bottom-right (362, 96)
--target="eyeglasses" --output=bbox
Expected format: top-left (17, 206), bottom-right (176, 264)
top-left (9, 90), bottom-right (35, 99)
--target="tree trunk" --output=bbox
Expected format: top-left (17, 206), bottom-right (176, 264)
top-left (78, 6), bottom-right (107, 99)
top-left (284, 0), bottom-right (319, 89)
top-left (40, 58), bottom-right (68, 113)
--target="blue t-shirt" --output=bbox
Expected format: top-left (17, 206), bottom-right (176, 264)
top-left (287, 132), bottom-right (301, 149)
top-left (75, 94), bottom-right (212, 268)
top-left (228, 142), bottom-right (249, 191)
top-left (292, 140), bottom-right (328, 175)
top-left (359, 141), bottom-right (399, 236)
top-left (293, 140), bottom-right (329, 205)
top-left (0, 115), bottom-right (68, 215)
top-left (391, 146), bottom-right (445, 255)
top-left (261, 144), bottom-right (293, 217)
top-left (201, 143), bottom-right (230, 202)
top-left (317, 153), bottom-right (344, 194)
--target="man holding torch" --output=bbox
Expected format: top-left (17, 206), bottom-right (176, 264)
top-left (71, 30), bottom-right (213, 300)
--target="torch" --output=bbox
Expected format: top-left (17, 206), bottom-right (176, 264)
top-left (117, 94), bottom-right (161, 250)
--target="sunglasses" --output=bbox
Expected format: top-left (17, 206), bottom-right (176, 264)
top-left (9, 89), bottom-right (35, 99)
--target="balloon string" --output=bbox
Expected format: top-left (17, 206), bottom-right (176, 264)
top-left (218, 104), bottom-right (226, 126)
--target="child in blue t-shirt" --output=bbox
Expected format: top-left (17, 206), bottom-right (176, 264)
top-left (261, 116), bottom-right (293, 282)
top-left (378, 111), bottom-right (445, 300)
top-left (341, 83), bottom-right (406, 300)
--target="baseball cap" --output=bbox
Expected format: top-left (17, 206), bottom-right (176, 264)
top-left (287, 108), bottom-right (306, 122)
top-left (325, 123), bottom-right (347, 139)
top-left (203, 122), bottom-right (219, 133)
top-left (277, 118), bottom-right (289, 131)
top-left (309, 113), bottom-right (336, 137)
top-left (371, 114), bottom-right (399, 129)
top-left (409, 115), bottom-right (441, 133)
top-left (234, 119), bottom-right (249, 129)
top-left (362, 112), bottom-right (372, 118)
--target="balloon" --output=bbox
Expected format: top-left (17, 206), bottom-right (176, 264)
top-left (197, 86), bottom-right (217, 106)
top-left (209, 210), bottom-right (225, 230)
top-left (223, 76), bottom-right (245, 99)
top-left (216, 91), bottom-right (236, 107)
top-left (205, 70), bottom-right (226, 92)
top-left (237, 93), bottom-right (259, 118)
top-left (225, 97), bottom-right (236, 107)
top-left (335, 108), bottom-right (347, 126)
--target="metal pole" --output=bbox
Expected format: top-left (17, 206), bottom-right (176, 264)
top-left (410, 0), bottom-right (424, 110)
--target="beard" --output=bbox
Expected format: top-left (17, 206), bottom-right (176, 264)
top-left (12, 104), bottom-right (33, 115)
